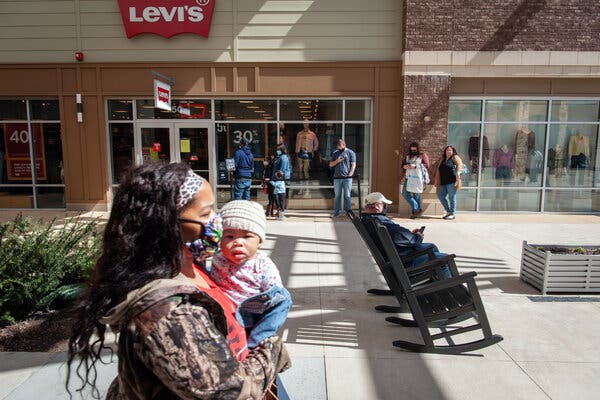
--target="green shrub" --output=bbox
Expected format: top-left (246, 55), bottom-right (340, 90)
top-left (574, 247), bottom-right (586, 254)
top-left (0, 214), bottom-right (102, 326)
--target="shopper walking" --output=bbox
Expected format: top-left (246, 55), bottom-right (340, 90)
top-left (401, 142), bottom-right (430, 219)
top-left (234, 137), bottom-right (254, 200)
top-left (434, 145), bottom-right (463, 220)
top-left (329, 138), bottom-right (356, 217)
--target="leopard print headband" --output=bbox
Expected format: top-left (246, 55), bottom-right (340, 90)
top-left (177, 170), bottom-right (204, 210)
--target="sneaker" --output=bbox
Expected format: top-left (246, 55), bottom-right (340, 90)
top-left (331, 213), bottom-right (340, 218)
top-left (409, 213), bottom-right (417, 219)
top-left (443, 213), bottom-right (455, 220)
top-left (414, 209), bottom-right (423, 218)
top-left (277, 214), bottom-right (286, 221)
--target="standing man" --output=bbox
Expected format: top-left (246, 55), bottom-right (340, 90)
top-left (329, 138), bottom-right (356, 217)
top-left (233, 137), bottom-right (254, 200)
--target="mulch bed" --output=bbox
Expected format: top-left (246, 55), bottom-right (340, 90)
top-left (0, 308), bottom-right (75, 352)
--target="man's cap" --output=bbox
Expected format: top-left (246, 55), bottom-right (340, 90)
top-left (221, 200), bottom-right (266, 242)
top-left (365, 192), bottom-right (392, 205)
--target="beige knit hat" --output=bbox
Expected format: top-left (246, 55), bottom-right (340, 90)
top-left (221, 200), bottom-right (267, 242)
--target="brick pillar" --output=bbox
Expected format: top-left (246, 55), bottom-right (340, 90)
top-left (399, 74), bottom-right (451, 216)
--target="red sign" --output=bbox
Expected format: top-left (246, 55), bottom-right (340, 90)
top-left (3, 123), bottom-right (46, 181)
top-left (118, 0), bottom-right (216, 39)
top-left (157, 87), bottom-right (169, 103)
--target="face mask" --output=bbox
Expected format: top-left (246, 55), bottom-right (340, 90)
top-left (184, 213), bottom-right (223, 266)
top-left (276, 150), bottom-right (282, 156)
top-left (410, 150), bottom-right (418, 156)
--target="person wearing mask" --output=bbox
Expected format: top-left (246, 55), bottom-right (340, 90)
top-left (329, 139), bottom-right (356, 218)
top-left (234, 137), bottom-right (254, 200)
top-left (434, 145), bottom-right (463, 220)
top-left (67, 163), bottom-right (290, 399)
top-left (401, 142), bottom-right (430, 219)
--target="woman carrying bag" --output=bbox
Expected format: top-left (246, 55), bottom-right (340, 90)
top-left (401, 142), bottom-right (430, 219)
top-left (434, 145), bottom-right (463, 220)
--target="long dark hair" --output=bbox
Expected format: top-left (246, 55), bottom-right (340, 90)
top-left (66, 162), bottom-right (191, 397)
top-left (442, 145), bottom-right (457, 160)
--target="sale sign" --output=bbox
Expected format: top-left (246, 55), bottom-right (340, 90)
top-left (3, 123), bottom-right (46, 181)
top-left (118, 0), bottom-right (216, 39)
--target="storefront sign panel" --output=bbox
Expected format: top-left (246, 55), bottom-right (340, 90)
top-left (154, 79), bottom-right (171, 111)
top-left (118, 0), bottom-right (216, 39)
top-left (3, 123), bottom-right (46, 180)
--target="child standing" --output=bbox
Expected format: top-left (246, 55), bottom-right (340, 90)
top-left (210, 200), bottom-right (292, 349)
top-left (270, 170), bottom-right (287, 220)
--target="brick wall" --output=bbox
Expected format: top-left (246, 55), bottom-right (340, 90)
top-left (401, 75), bottom-right (451, 169)
top-left (405, 0), bottom-right (600, 51)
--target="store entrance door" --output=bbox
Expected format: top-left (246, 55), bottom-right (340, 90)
top-left (135, 121), bottom-right (214, 182)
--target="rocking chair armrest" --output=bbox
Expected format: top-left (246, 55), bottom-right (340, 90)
top-left (405, 254), bottom-right (456, 276)
top-left (408, 271), bottom-right (478, 296)
top-left (400, 245), bottom-right (436, 263)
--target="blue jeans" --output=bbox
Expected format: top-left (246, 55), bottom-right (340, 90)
top-left (437, 183), bottom-right (457, 214)
top-left (402, 180), bottom-right (421, 212)
top-left (333, 177), bottom-right (352, 216)
top-left (401, 243), bottom-right (452, 279)
top-left (233, 177), bottom-right (252, 200)
top-left (237, 286), bottom-right (292, 349)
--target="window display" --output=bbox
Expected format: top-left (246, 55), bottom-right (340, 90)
top-left (449, 98), bottom-right (600, 212)
top-left (0, 99), bottom-right (64, 208)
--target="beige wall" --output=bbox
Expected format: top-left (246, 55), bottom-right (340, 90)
top-left (0, 0), bottom-right (402, 63)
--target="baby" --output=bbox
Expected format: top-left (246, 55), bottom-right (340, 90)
top-left (210, 200), bottom-right (292, 348)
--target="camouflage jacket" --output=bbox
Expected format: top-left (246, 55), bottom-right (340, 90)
top-left (102, 276), bottom-right (280, 399)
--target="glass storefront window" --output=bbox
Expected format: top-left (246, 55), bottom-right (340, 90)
top-left (551, 100), bottom-right (599, 122)
top-left (108, 100), bottom-right (133, 120)
top-left (0, 100), bottom-right (27, 120)
top-left (456, 189), bottom-right (476, 211)
top-left (485, 100), bottom-right (548, 122)
top-left (345, 100), bottom-right (371, 121)
top-left (136, 99), bottom-right (211, 119)
top-left (215, 122), bottom-right (277, 184)
top-left (214, 100), bottom-right (276, 120)
top-left (30, 100), bottom-right (59, 120)
top-left (544, 190), bottom-right (600, 212)
top-left (478, 189), bottom-right (541, 212)
top-left (38, 123), bottom-right (63, 184)
top-left (481, 123), bottom-right (546, 187)
top-left (448, 98), bottom-right (600, 212)
top-left (345, 124), bottom-right (371, 184)
top-left (281, 122), bottom-right (342, 185)
top-left (447, 123), bottom-right (481, 187)
top-left (0, 99), bottom-right (63, 208)
top-left (546, 124), bottom-right (598, 188)
top-left (109, 123), bottom-right (134, 182)
top-left (280, 100), bottom-right (342, 121)
top-left (448, 100), bottom-right (481, 122)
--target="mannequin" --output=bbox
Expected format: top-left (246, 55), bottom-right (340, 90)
top-left (548, 143), bottom-right (566, 177)
top-left (468, 134), bottom-right (489, 173)
top-left (568, 132), bottom-right (590, 186)
top-left (514, 128), bottom-right (535, 180)
top-left (493, 144), bottom-right (514, 180)
top-left (295, 122), bottom-right (319, 179)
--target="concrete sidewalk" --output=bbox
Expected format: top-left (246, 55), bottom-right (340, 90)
top-left (1, 211), bottom-right (600, 399)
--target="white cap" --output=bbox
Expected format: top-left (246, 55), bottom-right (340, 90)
top-left (221, 200), bottom-right (266, 242)
top-left (365, 192), bottom-right (392, 205)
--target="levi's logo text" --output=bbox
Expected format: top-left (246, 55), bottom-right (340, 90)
top-left (118, 0), bottom-right (215, 39)
top-left (157, 86), bottom-right (169, 103)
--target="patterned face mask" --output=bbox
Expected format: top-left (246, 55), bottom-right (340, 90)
top-left (180, 213), bottom-right (223, 265)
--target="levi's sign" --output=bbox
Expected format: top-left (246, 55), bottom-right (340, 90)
top-left (118, 0), bottom-right (215, 39)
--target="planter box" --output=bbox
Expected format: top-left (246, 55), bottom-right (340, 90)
top-left (520, 241), bottom-right (600, 295)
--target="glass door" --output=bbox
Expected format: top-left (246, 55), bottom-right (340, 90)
top-left (135, 122), bottom-right (173, 165)
top-left (134, 121), bottom-right (215, 187)
top-left (175, 122), bottom-right (213, 181)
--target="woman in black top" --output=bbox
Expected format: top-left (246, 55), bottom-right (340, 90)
top-left (434, 146), bottom-right (463, 220)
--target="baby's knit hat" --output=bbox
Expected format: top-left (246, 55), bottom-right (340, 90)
top-left (221, 200), bottom-right (267, 242)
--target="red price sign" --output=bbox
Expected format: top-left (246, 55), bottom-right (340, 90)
top-left (3, 123), bottom-right (46, 181)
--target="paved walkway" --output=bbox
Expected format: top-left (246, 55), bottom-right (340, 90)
top-left (1, 211), bottom-right (600, 399)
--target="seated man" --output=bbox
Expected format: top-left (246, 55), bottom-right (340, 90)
top-left (361, 192), bottom-right (452, 279)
